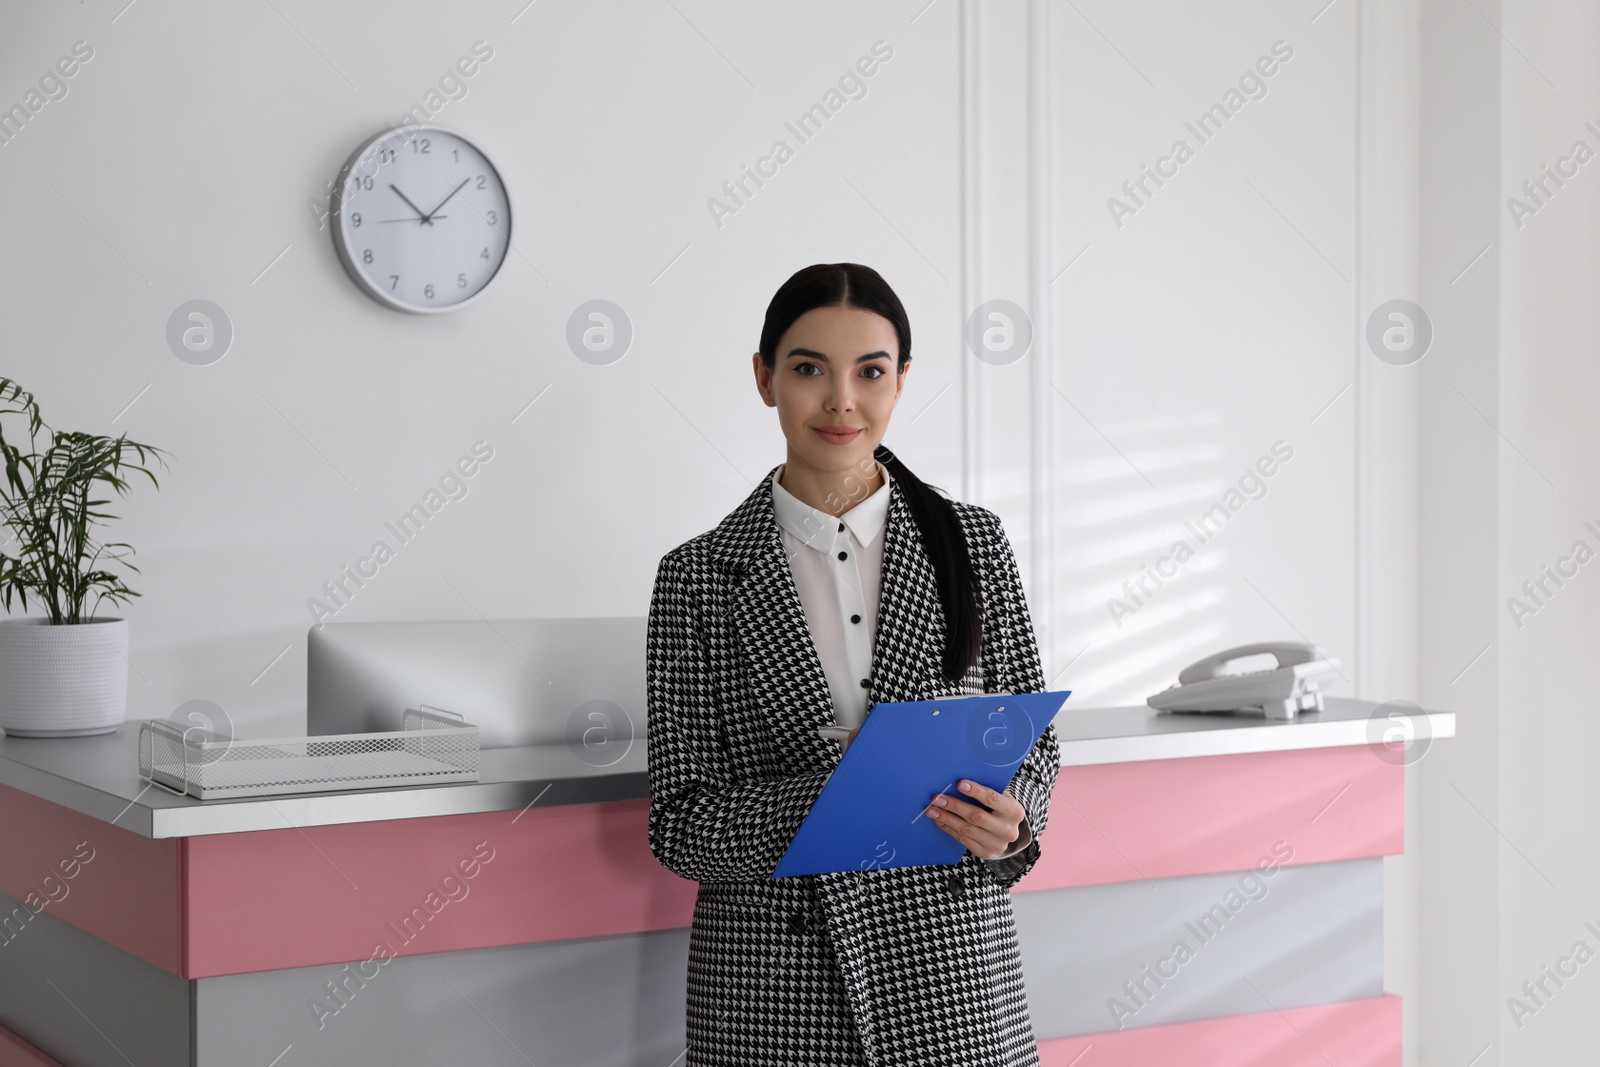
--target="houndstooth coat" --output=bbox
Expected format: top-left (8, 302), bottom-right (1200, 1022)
top-left (645, 464), bottom-right (1060, 1067)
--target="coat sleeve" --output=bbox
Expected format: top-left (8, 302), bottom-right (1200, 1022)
top-left (973, 508), bottom-right (1060, 889)
top-left (987, 818), bottom-right (1033, 860)
top-left (645, 546), bottom-right (831, 883)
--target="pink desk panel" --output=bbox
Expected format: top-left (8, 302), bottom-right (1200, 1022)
top-left (0, 782), bottom-right (183, 975)
top-left (4, 744), bottom-right (1402, 979)
top-left (183, 797), bottom-right (697, 978)
top-left (1018, 744), bottom-right (1403, 891)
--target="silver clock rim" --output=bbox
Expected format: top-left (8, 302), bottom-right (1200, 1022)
top-left (329, 123), bottom-right (513, 315)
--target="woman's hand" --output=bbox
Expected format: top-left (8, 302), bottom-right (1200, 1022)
top-left (841, 730), bottom-right (1025, 858)
top-left (925, 779), bottom-right (1025, 860)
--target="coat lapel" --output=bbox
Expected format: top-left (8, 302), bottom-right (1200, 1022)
top-left (708, 464), bottom-right (944, 771)
top-left (711, 467), bottom-right (838, 771)
top-left (870, 482), bottom-right (940, 704)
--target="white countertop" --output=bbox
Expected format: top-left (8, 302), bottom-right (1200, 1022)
top-left (0, 696), bottom-right (1453, 839)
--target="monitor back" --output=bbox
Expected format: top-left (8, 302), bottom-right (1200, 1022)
top-left (307, 617), bottom-right (646, 749)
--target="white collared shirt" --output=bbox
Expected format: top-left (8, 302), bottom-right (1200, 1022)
top-left (770, 460), bottom-right (892, 733)
top-left (770, 460), bottom-right (1035, 864)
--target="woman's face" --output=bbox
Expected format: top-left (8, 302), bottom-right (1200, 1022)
top-left (753, 304), bottom-right (910, 477)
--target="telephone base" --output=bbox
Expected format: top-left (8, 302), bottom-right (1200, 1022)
top-left (1265, 690), bottom-right (1325, 718)
top-left (1157, 689), bottom-right (1325, 719)
top-left (1148, 644), bottom-right (1339, 720)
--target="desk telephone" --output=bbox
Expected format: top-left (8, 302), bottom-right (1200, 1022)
top-left (1147, 642), bottom-right (1339, 719)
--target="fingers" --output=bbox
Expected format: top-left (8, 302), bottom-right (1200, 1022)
top-left (954, 778), bottom-right (1006, 808)
top-left (939, 781), bottom-right (1024, 826)
top-left (929, 793), bottom-right (996, 832)
top-left (926, 804), bottom-right (1007, 859)
top-left (925, 781), bottom-right (1024, 859)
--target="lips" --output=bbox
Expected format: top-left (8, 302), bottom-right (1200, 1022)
top-left (813, 426), bottom-right (862, 444)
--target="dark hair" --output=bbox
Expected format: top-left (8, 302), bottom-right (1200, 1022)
top-left (758, 262), bottom-right (982, 685)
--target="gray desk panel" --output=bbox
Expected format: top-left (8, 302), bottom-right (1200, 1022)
top-left (0, 889), bottom-right (191, 1067)
top-left (1016, 857), bottom-right (1384, 1037)
top-left (2, 859), bottom-right (1382, 1063)
top-left (196, 929), bottom-right (690, 1067)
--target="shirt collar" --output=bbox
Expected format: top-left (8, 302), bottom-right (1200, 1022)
top-left (771, 460), bottom-right (893, 553)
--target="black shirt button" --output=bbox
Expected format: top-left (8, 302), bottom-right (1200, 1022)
top-left (837, 523), bottom-right (844, 532)
top-left (787, 910), bottom-right (809, 935)
top-left (946, 874), bottom-right (964, 899)
top-left (851, 614), bottom-right (861, 624)
top-left (859, 678), bottom-right (869, 689)
top-left (838, 550), bottom-right (848, 560)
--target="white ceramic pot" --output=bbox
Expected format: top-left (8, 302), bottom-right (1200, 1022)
top-left (0, 617), bottom-right (129, 737)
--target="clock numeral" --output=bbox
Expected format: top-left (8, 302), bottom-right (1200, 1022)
top-left (390, 275), bottom-right (399, 290)
top-left (424, 283), bottom-right (435, 299)
top-left (452, 148), bottom-right (459, 162)
top-left (354, 176), bottom-right (373, 191)
top-left (363, 249), bottom-right (373, 264)
top-left (351, 213), bottom-right (362, 227)
top-left (476, 175), bottom-right (486, 189)
top-left (412, 137), bottom-right (431, 154)
top-left (378, 148), bottom-right (395, 164)
top-left (480, 247), bottom-right (489, 260)
top-left (486, 210), bottom-right (497, 226)
top-left (458, 273), bottom-right (468, 288)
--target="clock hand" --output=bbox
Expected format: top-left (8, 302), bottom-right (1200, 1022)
top-left (375, 216), bottom-right (447, 223)
top-left (389, 184), bottom-right (435, 225)
top-left (420, 178), bottom-right (470, 224)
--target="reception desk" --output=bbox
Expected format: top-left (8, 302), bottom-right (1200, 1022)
top-left (0, 697), bottom-right (1453, 1066)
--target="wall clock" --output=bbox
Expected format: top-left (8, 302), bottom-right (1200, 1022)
top-left (329, 125), bottom-right (512, 313)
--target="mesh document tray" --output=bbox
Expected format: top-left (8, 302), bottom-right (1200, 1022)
top-left (137, 707), bottom-right (480, 800)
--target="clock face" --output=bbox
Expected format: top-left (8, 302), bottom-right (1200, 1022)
top-left (330, 126), bottom-right (512, 313)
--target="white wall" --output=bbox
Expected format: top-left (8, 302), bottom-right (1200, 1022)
top-left (3, 0), bottom-right (1590, 1061)
top-left (0, 0), bottom-right (1363, 730)
top-left (1416, 0), bottom-right (1600, 1062)
top-left (2, 1), bottom-right (979, 735)
top-left (1043, 2), bottom-right (1357, 706)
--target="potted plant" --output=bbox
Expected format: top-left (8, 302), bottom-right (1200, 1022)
top-left (0, 378), bottom-right (167, 737)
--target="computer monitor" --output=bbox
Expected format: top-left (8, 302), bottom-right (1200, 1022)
top-left (307, 617), bottom-right (646, 750)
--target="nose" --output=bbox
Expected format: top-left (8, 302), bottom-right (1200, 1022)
top-left (824, 378), bottom-right (855, 413)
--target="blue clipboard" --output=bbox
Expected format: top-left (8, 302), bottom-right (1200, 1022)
top-left (772, 689), bottom-right (1071, 879)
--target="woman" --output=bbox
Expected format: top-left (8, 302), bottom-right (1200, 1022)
top-left (645, 262), bottom-right (1059, 1066)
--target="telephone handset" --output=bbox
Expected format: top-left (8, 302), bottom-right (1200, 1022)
top-left (1147, 642), bottom-right (1339, 720)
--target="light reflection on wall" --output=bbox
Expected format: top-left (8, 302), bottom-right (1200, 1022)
top-left (1052, 410), bottom-right (1236, 707)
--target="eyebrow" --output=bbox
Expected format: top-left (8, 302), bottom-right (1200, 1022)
top-left (784, 347), bottom-right (893, 364)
